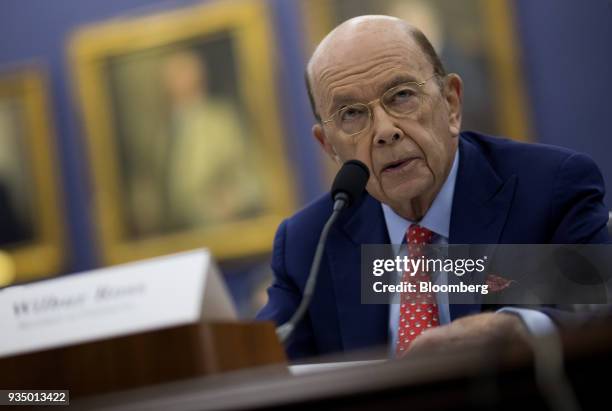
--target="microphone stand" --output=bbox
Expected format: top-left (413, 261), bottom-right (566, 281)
top-left (276, 193), bottom-right (349, 343)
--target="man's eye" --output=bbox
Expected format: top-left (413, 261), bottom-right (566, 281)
top-left (391, 88), bottom-right (417, 102)
top-left (340, 106), bottom-right (366, 122)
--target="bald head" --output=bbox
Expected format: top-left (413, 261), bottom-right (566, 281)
top-left (306, 15), bottom-right (445, 120)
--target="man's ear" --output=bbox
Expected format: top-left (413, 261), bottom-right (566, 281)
top-left (313, 123), bottom-right (340, 163)
top-left (443, 73), bottom-right (463, 137)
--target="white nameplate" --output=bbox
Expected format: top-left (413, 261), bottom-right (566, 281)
top-left (0, 249), bottom-right (237, 358)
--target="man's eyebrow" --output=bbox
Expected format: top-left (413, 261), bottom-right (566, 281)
top-left (379, 74), bottom-right (420, 93)
top-left (328, 94), bottom-right (359, 113)
top-left (327, 74), bottom-right (421, 115)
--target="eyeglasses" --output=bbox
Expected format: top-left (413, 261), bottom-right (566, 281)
top-left (322, 75), bottom-right (438, 137)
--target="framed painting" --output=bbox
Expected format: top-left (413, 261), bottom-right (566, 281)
top-left (70, 1), bottom-right (296, 264)
top-left (301, 0), bottom-right (532, 180)
top-left (0, 67), bottom-right (65, 284)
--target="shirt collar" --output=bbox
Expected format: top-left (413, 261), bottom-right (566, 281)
top-left (381, 149), bottom-right (459, 243)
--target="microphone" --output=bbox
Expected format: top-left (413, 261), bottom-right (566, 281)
top-left (330, 159), bottom-right (371, 211)
top-left (276, 160), bottom-right (370, 343)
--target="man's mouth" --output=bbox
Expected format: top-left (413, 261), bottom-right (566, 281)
top-left (381, 157), bottom-right (419, 174)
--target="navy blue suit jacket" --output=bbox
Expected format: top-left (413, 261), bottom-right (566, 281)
top-left (257, 131), bottom-right (610, 360)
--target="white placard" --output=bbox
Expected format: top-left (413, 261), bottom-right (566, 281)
top-left (0, 249), bottom-right (237, 358)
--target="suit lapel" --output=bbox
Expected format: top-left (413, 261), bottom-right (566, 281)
top-left (326, 194), bottom-right (390, 352)
top-left (449, 136), bottom-right (518, 319)
top-left (450, 136), bottom-right (517, 244)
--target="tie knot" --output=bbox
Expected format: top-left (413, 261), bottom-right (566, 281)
top-left (406, 224), bottom-right (434, 246)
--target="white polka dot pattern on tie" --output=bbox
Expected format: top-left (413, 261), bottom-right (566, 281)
top-left (395, 224), bottom-right (438, 357)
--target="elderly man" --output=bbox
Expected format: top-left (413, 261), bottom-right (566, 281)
top-left (257, 16), bottom-right (610, 360)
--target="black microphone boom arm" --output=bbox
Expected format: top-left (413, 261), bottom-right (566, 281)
top-left (276, 160), bottom-right (369, 344)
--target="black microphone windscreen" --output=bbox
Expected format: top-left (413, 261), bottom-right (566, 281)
top-left (331, 159), bottom-right (370, 207)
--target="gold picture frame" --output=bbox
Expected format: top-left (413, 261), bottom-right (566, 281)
top-left (70, 0), bottom-right (296, 265)
top-left (0, 67), bottom-right (65, 284)
top-left (300, 0), bottom-right (532, 181)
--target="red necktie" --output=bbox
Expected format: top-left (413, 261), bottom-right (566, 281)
top-left (396, 224), bottom-right (438, 357)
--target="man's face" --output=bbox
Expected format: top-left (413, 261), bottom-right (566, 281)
top-left (311, 23), bottom-right (462, 218)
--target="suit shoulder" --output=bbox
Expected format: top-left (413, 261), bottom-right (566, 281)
top-left (285, 194), bottom-right (333, 237)
top-left (271, 194), bottom-right (335, 277)
top-left (460, 131), bottom-right (588, 173)
top-left (462, 130), bottom-right (577, 159)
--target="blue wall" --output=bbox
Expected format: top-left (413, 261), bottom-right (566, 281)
top-left (0, 0), bottom-right (610, 281)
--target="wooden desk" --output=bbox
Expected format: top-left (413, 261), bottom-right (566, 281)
top-left (66, 320), bottom-right (612, 411)
top-left (0, 322), bottom-right (286, 398)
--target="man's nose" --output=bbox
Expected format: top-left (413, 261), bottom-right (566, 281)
top-left (371, 104), bottom-right (403, 146)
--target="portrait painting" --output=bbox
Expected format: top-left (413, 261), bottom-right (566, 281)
top-left (0, 68), bottom-right (64, 284)
top-left (0, 84), bottom-right (36, 248)
top-left (71, 1), bottom-right (295, 264)
top-left (106, 35), bottom-right (266, 238)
